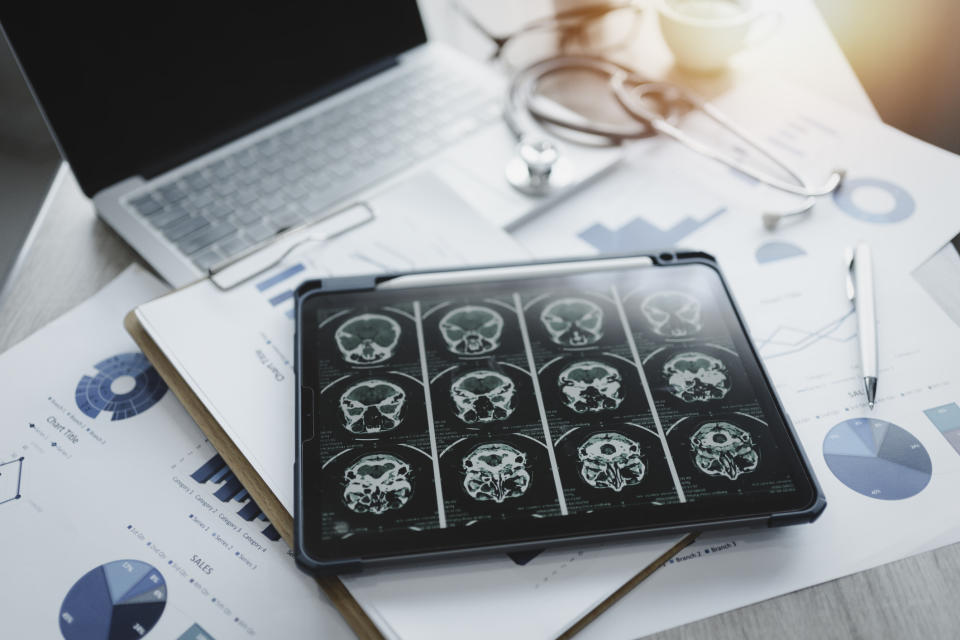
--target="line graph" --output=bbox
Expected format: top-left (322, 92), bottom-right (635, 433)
top-left (756, 308), bottom-right (856, 360)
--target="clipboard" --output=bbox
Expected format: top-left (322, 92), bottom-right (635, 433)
top-left (123, 218), bottom-right (717, 637)
top-left (124, 310), bottom-right (381, 638)
top-left (126, 307), bottom-right (698, 638)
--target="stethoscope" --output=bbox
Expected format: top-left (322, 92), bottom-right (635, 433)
top-left (504, 56), bottom-right (845, 229)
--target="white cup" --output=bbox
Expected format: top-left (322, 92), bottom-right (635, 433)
top-left (657, 0), bottom-right (780, 73)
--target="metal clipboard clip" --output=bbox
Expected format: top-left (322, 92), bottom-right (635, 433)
top-left (206, 201), bottom-right (376, 292)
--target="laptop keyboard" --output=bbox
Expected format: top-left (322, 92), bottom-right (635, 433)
top-left (125, 57), bottom-right (501, 272)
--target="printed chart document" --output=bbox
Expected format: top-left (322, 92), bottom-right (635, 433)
top-left (513, 79), bottom-right (960, 638)
top-left (0, 266), bottom-right (354, 639)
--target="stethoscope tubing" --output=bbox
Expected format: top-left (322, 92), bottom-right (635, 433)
top-left (504, 56), bottom-right (656, 144)
top-left (610, 76), bottom-right (843, 197)
top-left (505, 55), bottom-right (843, 202)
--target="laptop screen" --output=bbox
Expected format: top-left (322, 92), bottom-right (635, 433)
top-left (0, 3), bottom-right (426, 197)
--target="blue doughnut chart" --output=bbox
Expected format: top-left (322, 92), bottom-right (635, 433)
top-left (75, 353), bottom-right (168, 421)
top-left (823, 418), bottom-right (931, 500)
top-left (59, 560), bottom-right (166, 640)
top-left (832, 177), bottom-right (915, 224)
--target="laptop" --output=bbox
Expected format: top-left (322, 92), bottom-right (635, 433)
top-left (0, 4), bottom-right (621, 287)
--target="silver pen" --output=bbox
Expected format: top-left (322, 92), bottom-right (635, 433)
top-left (847, 243), bottom-right (878, 409)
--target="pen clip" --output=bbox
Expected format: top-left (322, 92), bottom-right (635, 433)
top-left (845, 246), bottom-right (857, 305)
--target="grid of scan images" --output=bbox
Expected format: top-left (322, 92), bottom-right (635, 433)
top-left (308, 268), bottom-right (799, 540)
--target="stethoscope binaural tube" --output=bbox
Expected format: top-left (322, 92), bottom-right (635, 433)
top-left (609, 73), bottom-right (845, 228)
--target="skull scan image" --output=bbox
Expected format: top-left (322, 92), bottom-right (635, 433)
top-left (339, 380), bottom-right (406, 435)
top-left (342, 453), bottom-right (413, 515)
top-left (558, 361), bottom-right (624, 413)
top-left (662, 352), bottom-right (731, 403)
top-left (641, 291), bottom-right (702, 338)
top-left (334, 313), bottom-right (401, 365)
top-left (439, 305), bottom-right (504, 356)
top-left (577, 432), bottom-right (645, 492)
top-left (461, 442), bottom-right (531, 503)
top-left (451, 370), bottom-right (517, 424)
top-left (690, 421), bottom-right (759, 480)
top-left (540, 298), bottom-right (604, 347)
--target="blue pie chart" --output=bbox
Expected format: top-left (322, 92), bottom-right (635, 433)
top-left (823, 418), bottom-right (931, 500)
top-left (75, 353), bottom-right (168, 421)
top-left (59, 559), bottom-right (166, 640)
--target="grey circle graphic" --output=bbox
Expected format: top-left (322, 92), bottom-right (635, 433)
top-left (832, 177), bottom-right (915, 224)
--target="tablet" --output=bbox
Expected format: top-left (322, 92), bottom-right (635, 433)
top-left (294, 253), bottom-right (825, 574)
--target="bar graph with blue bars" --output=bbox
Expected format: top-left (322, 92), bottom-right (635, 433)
top-left (255, 263), bottom-right (305, 320)
top-left (924, 402), bottom-right (960, 455)
top-left (190, 453), bottom-right (281, 542)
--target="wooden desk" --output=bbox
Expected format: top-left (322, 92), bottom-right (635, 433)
top-left (3, 2), bottom-right (954, 638)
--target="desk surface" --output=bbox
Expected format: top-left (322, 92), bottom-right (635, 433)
top-left (3, 2), bottom-right (958, 638)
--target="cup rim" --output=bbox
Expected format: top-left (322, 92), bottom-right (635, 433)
top-left (657, 0), bottom-right (758, 27)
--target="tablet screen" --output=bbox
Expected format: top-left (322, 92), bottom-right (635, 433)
top-left (297, 260), bottom-right (819, 564)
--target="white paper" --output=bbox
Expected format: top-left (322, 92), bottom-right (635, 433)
top-left (913, 237), bottom-right (960, 329)
top-left (0, 266), bottom-right (354, 639)
top-left (508, 80), bottom-right (960, 639)
top-left (343, 535), bottom-right (684, 640)
top-left (136, 173), bottom-right (530, 513)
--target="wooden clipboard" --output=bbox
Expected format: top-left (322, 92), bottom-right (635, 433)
top-left (125, 309), bottom-right (698, 640)
top-left (125, 310), bottom-right (383, 639)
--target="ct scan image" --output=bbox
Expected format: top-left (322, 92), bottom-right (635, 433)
top-left (643, 344), bottom-right (752, 410)
top-left (439, 433), bottom-right (561, 521)
top-left (334, 312), bottom-right (403, 365)
top-left (554, 424), bottom-right (681, 511)
top-left (538, 354), bottom-right (649, 422)
top-left (639, 290), bottom-right (704, 340)
top-left (621, 280), bottom-right (728, 355)
top-left (523, 291), bottom-right (623, 354)
top-left (320, 444), bottom-right (439, 538)
top-left (316, 305), bottom-right (420, 373)
top-left (431, 362), bottom-right (538, 432)
top-left (438, 304), bottom-right (505, 356)
top-left (665, 413), bottom-right (796, 500)
top-left (316, 372), bottom-right (428, 445)
top-left (422, 297), bottom-right (524, 365)
top-left (540, 297), bottom-right (605, 347)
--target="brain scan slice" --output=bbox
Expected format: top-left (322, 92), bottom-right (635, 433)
top-left (339, 380), bottom-right (406, 434)
top-left (342, 453), bottom-right (413, 515)
top-left (641, 291), bottom-right (702, 338)
top-left (662, 351), bottom-right (731, 403)
top-left (461, 442), bottom-right (531, 503)
top-left (540, 297), bottom-right (604, 347)
top-left (558, 361), bottom-right (624, 413)
top-left (577, 432), bottom-right (645, 492)
top-left (690, 421), bottom-right (759, 480)
top-left (439, 305), bottom-right (504, 356)
top-left (335, 313), bottom-right (401, 365)
top-left (450, 370), bottom-right (517, 424)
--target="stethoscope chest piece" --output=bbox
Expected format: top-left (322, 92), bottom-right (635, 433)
top-left (505, 138), bottom-right (575, 196)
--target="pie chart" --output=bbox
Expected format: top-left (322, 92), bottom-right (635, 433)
top-left (59, 559), bottom-right (166, 640)
top-left (75, 353), bottom-right (168, 421)
top-left (823, 418), bottom-right (932, 500)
